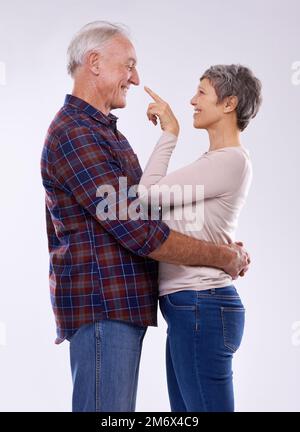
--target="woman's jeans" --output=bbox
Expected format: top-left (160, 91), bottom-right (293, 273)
top-left (68, 319), bottom-right (146, 412)
top-left (159, 285), bottom-right (245, 412)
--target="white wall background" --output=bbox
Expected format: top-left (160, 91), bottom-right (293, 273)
top-left (0, 0), bottom-right (300, 412)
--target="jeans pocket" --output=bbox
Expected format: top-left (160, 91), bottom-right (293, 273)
top-left (221, 307), bottom-right (245, 353)
top-left (165, 291), bottom-right (196, 310)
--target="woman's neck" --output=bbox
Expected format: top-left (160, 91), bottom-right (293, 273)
top-left (207, 123), bottom-right (241, 152)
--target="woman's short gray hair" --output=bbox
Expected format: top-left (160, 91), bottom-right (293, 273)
top-left (67, 21), bottom-right (130, 76)
top-left (200, 64), bottom-right (262, 131)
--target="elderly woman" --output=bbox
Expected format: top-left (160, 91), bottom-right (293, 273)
top-left (138, 64), bottom-right (262, 412)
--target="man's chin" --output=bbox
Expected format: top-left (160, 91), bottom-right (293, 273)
top-left (112, 99), bottom-right (127, 110)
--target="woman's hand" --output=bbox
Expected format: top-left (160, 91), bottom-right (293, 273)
top-left (145, 86), bottom-right (180, 137)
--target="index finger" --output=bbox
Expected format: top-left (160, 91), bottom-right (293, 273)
top-left (144, 86), bottom-right (164, 102)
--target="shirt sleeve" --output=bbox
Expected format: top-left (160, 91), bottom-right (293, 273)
top-left (138, 131), bottom-right (248, 207)
top-left (51, 126), bottom-right (170, 257)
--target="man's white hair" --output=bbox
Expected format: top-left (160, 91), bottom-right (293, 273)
top-left (67, 21), bottom-right (130, 77)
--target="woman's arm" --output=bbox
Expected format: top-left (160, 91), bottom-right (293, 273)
top-left (139, 131), bottom-right (178, 189)
top-left (138, 137), bottom-right (246, 207)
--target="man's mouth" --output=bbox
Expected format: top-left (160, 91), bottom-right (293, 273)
top-left (121, 86), bottom-right (129, 94)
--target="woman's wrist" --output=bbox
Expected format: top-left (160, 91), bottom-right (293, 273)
top-left (162, 129), bottom-right (179, 139)
top-left (164, 124), bottom-right (180, 137)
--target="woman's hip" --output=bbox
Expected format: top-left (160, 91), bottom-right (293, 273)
top-left (159, 285), bottom-right (245, 354)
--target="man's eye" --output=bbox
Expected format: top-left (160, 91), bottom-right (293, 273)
top-left (127, 65), bottom-right (134, 71)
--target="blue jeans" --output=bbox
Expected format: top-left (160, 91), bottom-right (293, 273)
top-left (159, 285), bottom-right (245, 412)
top-left (68, 319), bottom-right (147, 412)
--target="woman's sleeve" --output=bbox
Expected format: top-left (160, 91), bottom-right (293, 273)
top-left (138, 133), bottom-right (247, 207)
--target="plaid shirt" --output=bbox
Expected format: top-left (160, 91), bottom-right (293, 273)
top-left (41, 95), bottom-right (170, 343)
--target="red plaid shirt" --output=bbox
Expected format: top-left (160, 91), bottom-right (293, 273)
top-left (41, 95), bottom-right (170, 343)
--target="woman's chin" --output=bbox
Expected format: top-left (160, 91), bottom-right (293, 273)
top-left (193, 120), bottom-right (204, 129)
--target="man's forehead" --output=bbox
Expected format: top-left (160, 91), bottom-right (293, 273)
top-left (106, 35), bottom-right (135, 51)
top-left (109, 37), bottom-right (137, 63)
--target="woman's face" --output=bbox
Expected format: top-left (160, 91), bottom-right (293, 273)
top-left (190, 78), bottom-right (225, 130)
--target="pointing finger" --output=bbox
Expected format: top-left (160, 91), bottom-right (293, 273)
top-left (144, 86), bottom-right (164, 103)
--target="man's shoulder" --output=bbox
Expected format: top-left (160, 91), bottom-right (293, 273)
top-left (44, 105), bottom-right (111, 154)
top-left (46, 105), bottom-right (91, 142)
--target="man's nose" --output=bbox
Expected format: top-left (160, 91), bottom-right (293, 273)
top-left (130, 68), bottom-right (140, 86)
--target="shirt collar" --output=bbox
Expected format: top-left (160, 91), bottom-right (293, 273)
top-left (64, 94), bottom-right (118, 128)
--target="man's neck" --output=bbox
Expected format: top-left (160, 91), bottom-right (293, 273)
top-left (72, 82), bottom-right (110, 116)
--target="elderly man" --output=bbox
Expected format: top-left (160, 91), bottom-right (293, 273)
top-left (41, 21), bottom-right (249, 412)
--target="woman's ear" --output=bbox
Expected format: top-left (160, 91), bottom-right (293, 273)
top-left (224, 96), bottom-right (238, 113)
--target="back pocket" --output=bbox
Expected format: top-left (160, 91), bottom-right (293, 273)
top-left (221, 307), bottom-right (245, 353)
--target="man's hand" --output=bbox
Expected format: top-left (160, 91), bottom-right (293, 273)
top-left (148, 230), bottom-right (251, 278)
top-left (221, 241), bottom-right (251, 280)
top-left (235, 241), bottom-right (250, 278)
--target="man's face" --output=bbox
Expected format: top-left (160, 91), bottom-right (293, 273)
top-left (94, 35), bottom-right (140, 113)
top-left (190, 78), bottom-right (224, 130)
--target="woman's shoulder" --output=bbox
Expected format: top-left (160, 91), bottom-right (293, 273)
top-left (202, 145), bottom-right (251, 167)
top-left (199, 146), bottom-right (252, 188)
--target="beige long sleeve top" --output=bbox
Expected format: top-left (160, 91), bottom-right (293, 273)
top-left (138, 131), bottom-right (253, 296)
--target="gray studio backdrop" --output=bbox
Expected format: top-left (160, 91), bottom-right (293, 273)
top-left (0, 0), bottom-right (299, 412)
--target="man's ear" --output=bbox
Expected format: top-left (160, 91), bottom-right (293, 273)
top-left (86, 51), bottom-right (101, 76)
top-left (224, 96), bottom-right (238, 113)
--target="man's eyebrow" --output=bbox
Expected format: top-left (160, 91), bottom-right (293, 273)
top-left (127, 57), bottom-right (137, 65)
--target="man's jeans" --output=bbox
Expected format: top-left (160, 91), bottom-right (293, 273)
top-left (68, 319), bottom-right (147, 412)
top-left (159, 285), bottom-right (245, 412)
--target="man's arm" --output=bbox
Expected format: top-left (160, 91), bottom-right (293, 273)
top-left (149, 230), bottom-right (250, 279)
top-left (51, 126), bottom-right (249, 278)
top-left (51, 126), bottom-right (170, 257)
